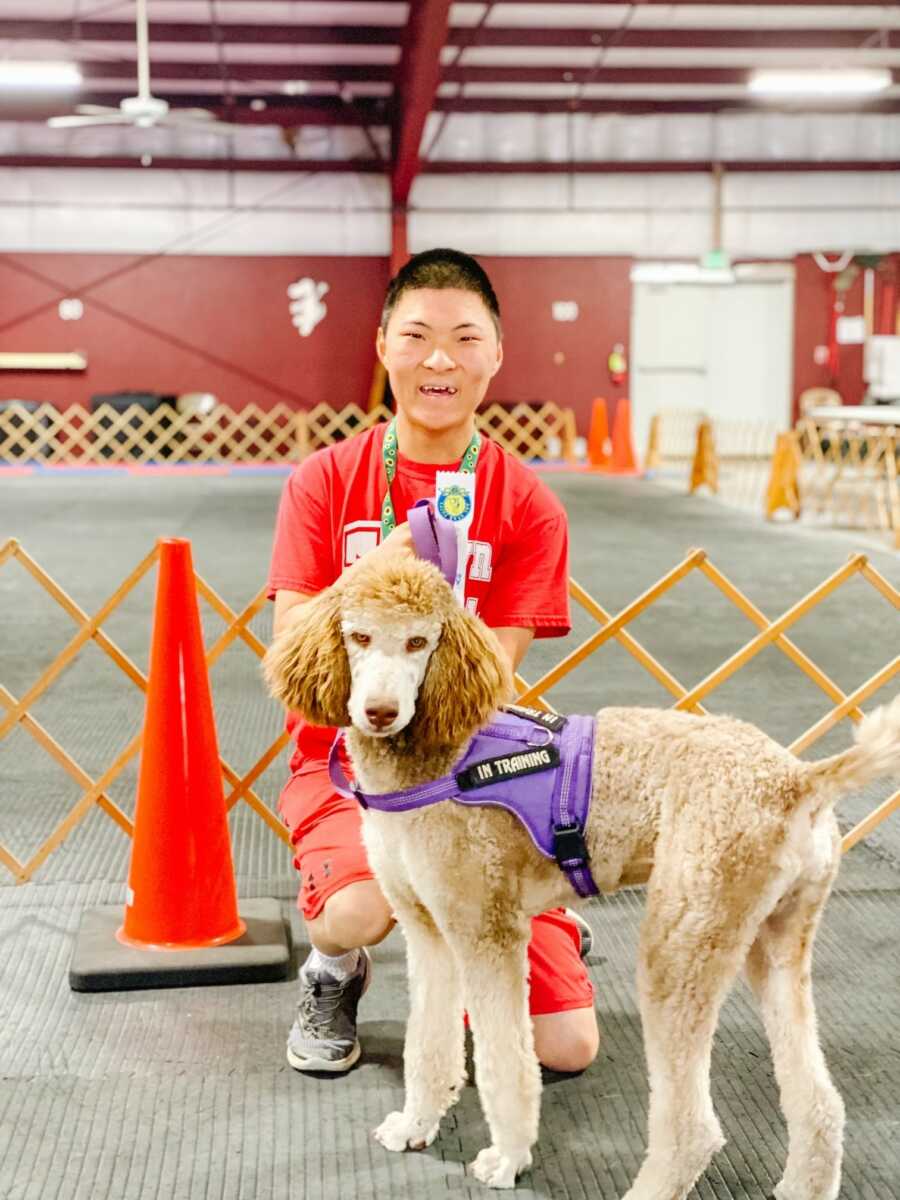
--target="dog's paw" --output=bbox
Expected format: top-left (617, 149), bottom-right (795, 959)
top-left (773, 1176), bottom-right (840, 1200)
top-left (373, 1110), bottom-right (440, 1153)
top-left (470, 1145), bottom-right (532, 1188)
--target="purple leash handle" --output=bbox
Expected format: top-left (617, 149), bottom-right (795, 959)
top-left (407, 499), bottom-right (458, 587)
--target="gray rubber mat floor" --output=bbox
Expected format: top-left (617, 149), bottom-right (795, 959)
top-left (2, 470), bottom-right (899, 1200)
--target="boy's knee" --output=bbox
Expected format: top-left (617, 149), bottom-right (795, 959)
top-left (533, 1009), bottom-right (600, 1074)
top-left (322, 880), bottom-right (395, 949)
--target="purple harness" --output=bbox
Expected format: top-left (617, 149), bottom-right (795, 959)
top-left (329, 706), bottom-right (599, 898)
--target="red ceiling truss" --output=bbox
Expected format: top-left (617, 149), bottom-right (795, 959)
top-left (0, 2), bottom-right (898, 186)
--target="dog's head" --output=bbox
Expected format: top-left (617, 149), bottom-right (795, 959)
top-left (264, 556), bottom-right (511, 752)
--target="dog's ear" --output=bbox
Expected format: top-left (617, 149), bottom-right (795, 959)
top-left (263, 586), bottom-right (350, 727)
top-left (413, 604), bottom-right (512, 752)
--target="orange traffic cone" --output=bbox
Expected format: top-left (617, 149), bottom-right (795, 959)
top-left (608, 398), bottom-right (639, 475)
top-left (119, 538), bottom-right (245, 950)
top-left (587, 397), bottom-right (611, 469)
top-left (69, 537), bottom-right (290, 992)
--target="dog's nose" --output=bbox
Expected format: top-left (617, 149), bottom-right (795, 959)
top-left (365, 700), bottom-right (399, 730)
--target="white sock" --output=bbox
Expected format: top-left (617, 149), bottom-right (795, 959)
top-left (307, 946), bottom-right (360, 981)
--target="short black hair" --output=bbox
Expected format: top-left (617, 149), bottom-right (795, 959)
top-left (380, 247), bottom-right (501, 337)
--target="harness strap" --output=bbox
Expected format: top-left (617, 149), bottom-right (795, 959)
top-left (329, 717), bottom-right (600, 898)
top-left (550, 716), bottom-right (599, 898)
top-left (328, 728), bottom-right (465, 812)
top-left (327, 729), bottom-right (359, 802)
top-left (328, 718), bottom-right (546, 810)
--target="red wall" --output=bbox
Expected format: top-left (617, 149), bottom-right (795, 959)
top-left (481, 256), bottom-right (633, 434)
top-left (7, 249), bottom-right (900, 434)
top-left (0, 252), bottom-right (632, 434)
top-left (793, 252), bottom-right (900, 415)
top-left (0, 254), bottom-right (390, 412)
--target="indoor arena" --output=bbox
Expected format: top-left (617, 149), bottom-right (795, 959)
top-left (1, 5), bottom-right (899, 1200)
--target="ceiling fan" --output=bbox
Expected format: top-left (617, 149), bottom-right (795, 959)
top-left (47, 0), bottom-right (244, 134)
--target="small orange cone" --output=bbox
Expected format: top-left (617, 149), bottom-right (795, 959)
top-left (118, 538), bottom-right (245, 950)
top-left (587, 397), bottom-right (611, 469)
top-left (608, 397), bottom-right (639, 475)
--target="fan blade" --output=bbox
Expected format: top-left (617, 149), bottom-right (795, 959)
top-left (48, 114), bottom-right (132, 128)
top-left (176, 108), bottom-right (219, 121)
top-left (74, 104), bottom-right (121, 116)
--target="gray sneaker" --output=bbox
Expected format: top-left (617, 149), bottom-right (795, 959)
top-left (564, 908), bottom-right (594, 960)
top-left (286, 948), bottom-right (372, 1073)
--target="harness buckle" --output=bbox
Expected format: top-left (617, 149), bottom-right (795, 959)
top-left (553, 822), bottom-right (589, 869)
top-left (526, 726), bottom-right (554, 748)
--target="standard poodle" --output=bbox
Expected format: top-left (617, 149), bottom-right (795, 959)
top-left (265, 553), bottom-right (900, 1200)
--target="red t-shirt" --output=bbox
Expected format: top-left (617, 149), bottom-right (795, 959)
top-left (268, 423), bottom-right (570, 763)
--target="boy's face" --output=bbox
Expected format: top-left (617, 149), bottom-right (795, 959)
top-left (376, 287), bottom-right (503, 434)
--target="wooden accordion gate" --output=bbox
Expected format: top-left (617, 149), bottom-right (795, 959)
top-left (2, 538), bottom-right (897, 883)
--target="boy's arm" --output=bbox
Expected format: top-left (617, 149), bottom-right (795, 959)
top-left (492, 627), bottom-right (535, 672)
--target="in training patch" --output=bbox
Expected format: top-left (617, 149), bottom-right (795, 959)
top-left (502, 703), bottom-right (567, 733)
top-left (456, 744), bottom-right (561, 791)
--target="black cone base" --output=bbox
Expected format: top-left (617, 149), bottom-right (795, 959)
top-left (69, 898), bottom-right (291, 992)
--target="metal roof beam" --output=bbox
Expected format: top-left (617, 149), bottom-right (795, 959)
top-left (69, 61), bottom-right (900, 89)
top-left (3, 95), bottom-right (389, 126)
top-left (0, 155), bottom-right (384, 172)
top-left (3, 21), bottom-right (890, 50)
top-left (448, 29), bottom-right (900, 51)
top-left (436, 97), bottom-right (900, 116)
top-left (4, 156), bottom-right (898, 175)
top-left (0, 20), bottom-right (400, 44)
top-left (75, 61), bottom-right (394, 84)
top-left (445, 65), bottom-right (900, 85)
top-left (391, 0), bottom-right (452, 205)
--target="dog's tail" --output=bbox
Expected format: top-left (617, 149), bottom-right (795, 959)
top-left (798, 693), bottom-right (900, 810)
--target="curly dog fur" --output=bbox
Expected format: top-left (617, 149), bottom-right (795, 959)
top-left (265, 554), bottom-right (900, 1199)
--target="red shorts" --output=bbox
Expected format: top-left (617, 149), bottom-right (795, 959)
top-left (278, 754), bottom-right (594, 1018)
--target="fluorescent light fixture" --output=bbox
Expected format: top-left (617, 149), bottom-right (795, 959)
top-left (631, 263), bottom-right (736, 285)
top-left (0, 61), bottom-right (82, 89)
top-left (748, 69), bottom-right (891, 97)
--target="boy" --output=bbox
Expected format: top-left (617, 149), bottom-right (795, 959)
top-left (268, 249), bottom-right (599, 1075)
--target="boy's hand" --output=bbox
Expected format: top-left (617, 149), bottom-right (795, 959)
top-left (341, 521), bottom-right (416, 583)
top-left (379, 520), bottom-right (415, 558)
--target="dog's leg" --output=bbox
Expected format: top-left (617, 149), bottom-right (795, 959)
top-left (373, 914), bottom-right (466, 1154)
top-left (622, 880), bottom-right (758, 1200)
top-left (745, 864), bottom-right (844, 1200)
top-left (458, 932), bottom-right (540, 1189)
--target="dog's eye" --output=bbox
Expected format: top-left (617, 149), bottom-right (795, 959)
top-left (350, 632), bottom-right (371, 646)
top-left (406, 636), bottom-right (427, 652)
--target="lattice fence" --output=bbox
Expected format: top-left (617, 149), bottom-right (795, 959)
top-left (647, 409), bottom-right (900, 543)
top-left (302, 400), bottom-right (576, 461)
top-left (0, 400), bottom-right (577, 466)
top-left (646, 409), bottom-right (784, 512)
top-left (795, 417), bottom-right (900, 543)
top-left (0, 401), bottom-right (302, 465)
top-left (2, 537), bottom-right (897, 883)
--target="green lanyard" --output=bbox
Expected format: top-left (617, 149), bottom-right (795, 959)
top-left (380, 418), bottom-right (481, 539)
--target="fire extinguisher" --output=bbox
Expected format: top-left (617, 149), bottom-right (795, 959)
top-left (608, 341), bottom-right (627, 387)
